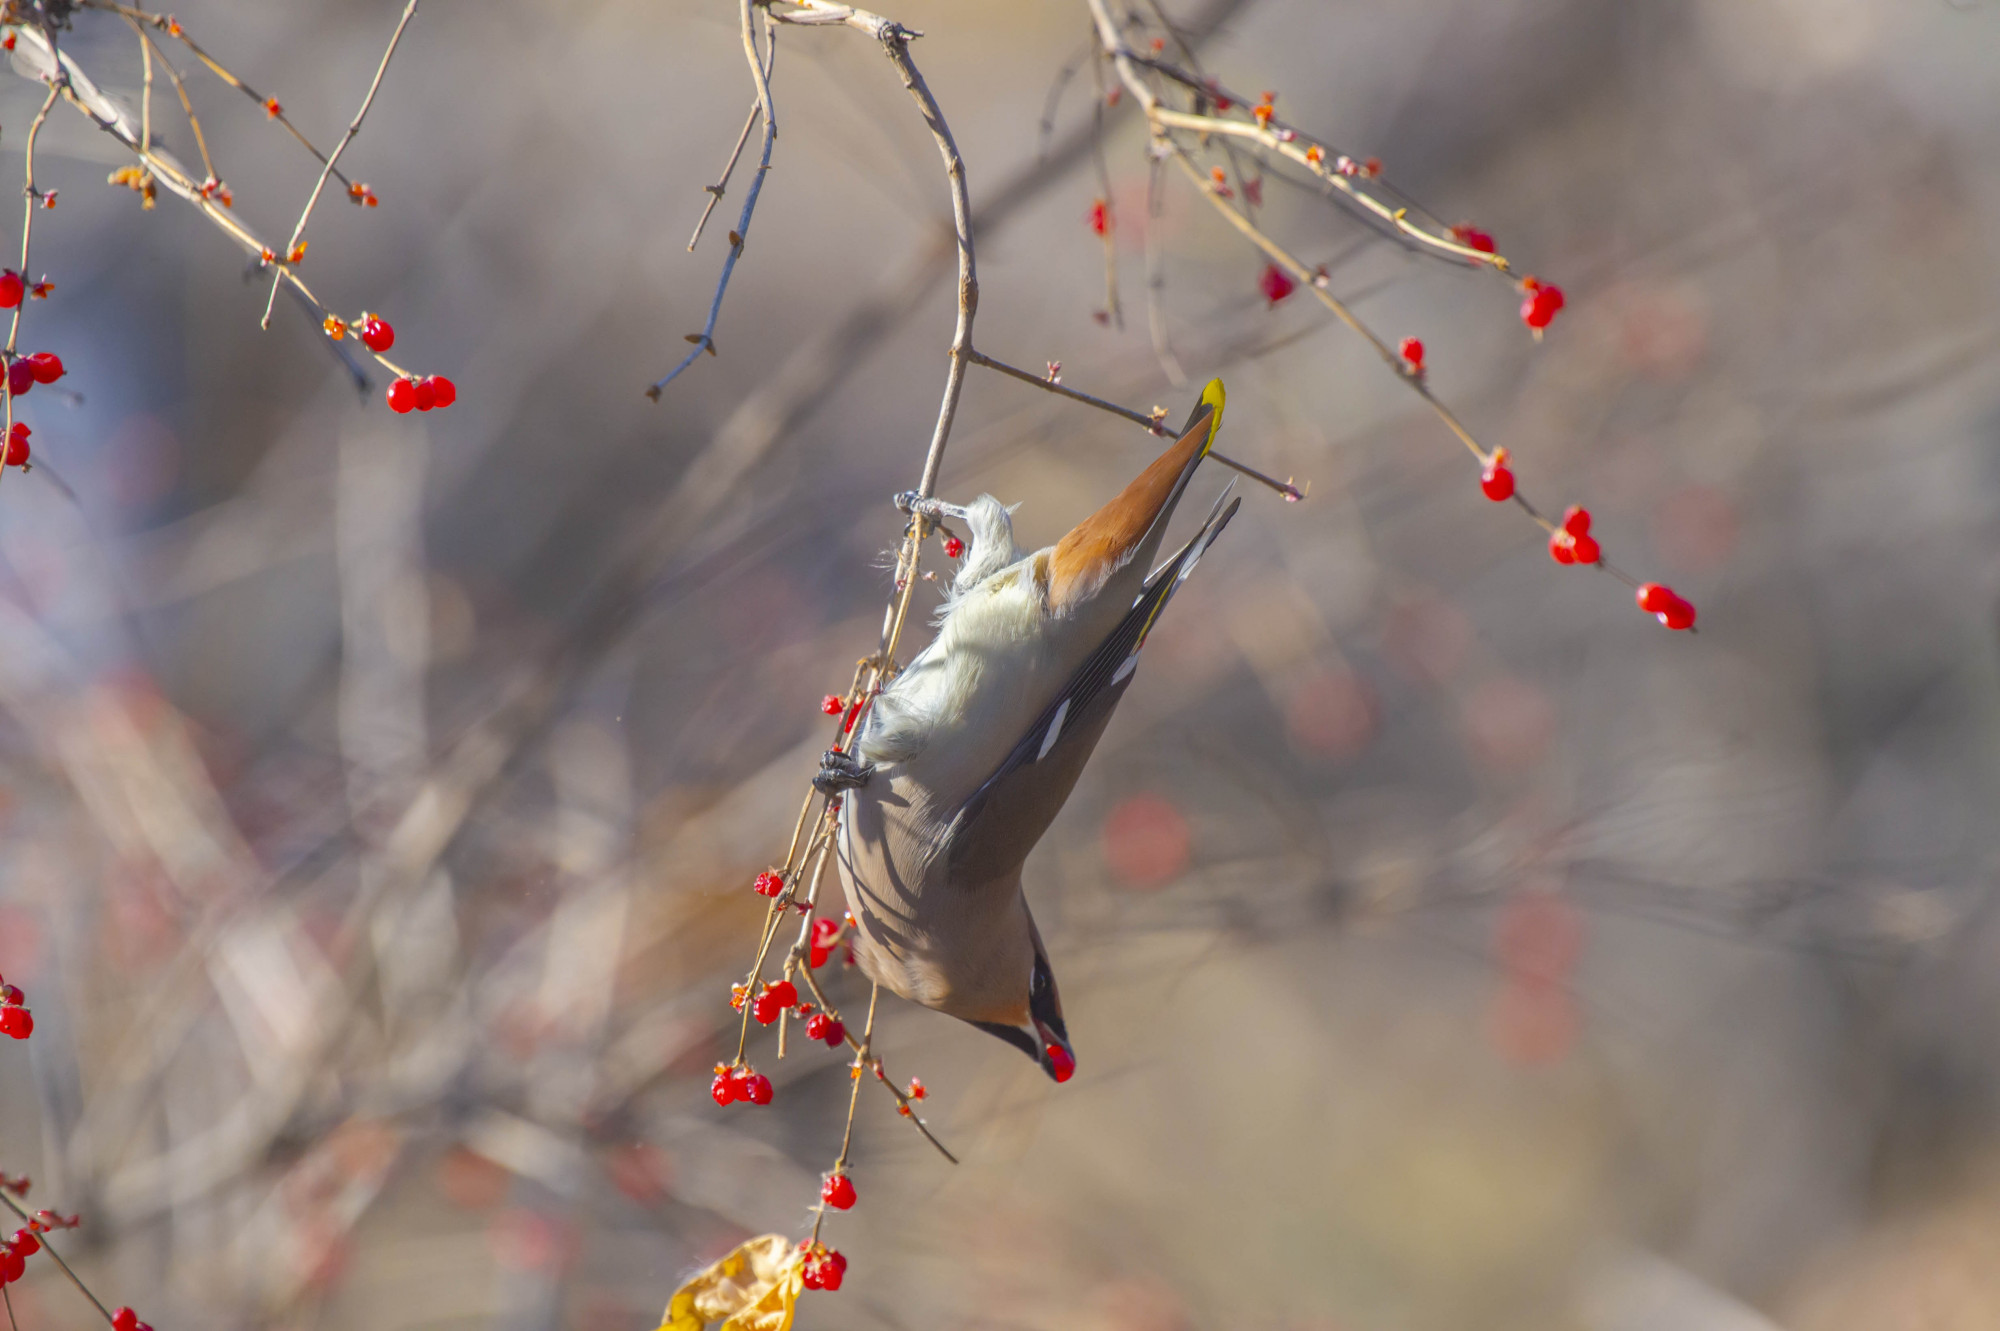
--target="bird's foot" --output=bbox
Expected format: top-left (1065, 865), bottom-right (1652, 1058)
top-left (813, 749), bottom-right (875, 795)
top-left (893, 490), bottom-right (970, 523)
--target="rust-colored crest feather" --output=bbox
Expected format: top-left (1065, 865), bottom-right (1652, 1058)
top-left (1048, 396), bottom-right (1219, 609)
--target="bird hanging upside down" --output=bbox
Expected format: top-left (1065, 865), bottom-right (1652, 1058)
top-left (817, 379), bottom-right (1239, 1083)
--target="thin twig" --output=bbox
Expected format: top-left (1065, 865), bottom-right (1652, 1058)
top-left (688, 28), bottom-right (778, 252)
top-left (966, 349), bottom-right (1305, 500)
top-left (648, 1), bottom-right (777, 398)
top-left (0, 79), bottom-right (61, 494)
top-left (0, 1191), bottom-right (116, 1326)
top-left (260, 0), bottom-right (419, 329)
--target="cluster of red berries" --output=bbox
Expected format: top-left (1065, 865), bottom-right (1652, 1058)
top-left (1398, 337), bottom-right (1424, 375)
top-left (797, 1241), bottom-right (847, 1292)
top-left (1636, 582), bottom-right (1697, 630)
top-left (710, 1064), bottom-right (775, 1106)
top-left (1480, 448), bottom-right (1515, 502)
top-left (5, 351), bottom-right (63, 398)
top-left (1520, 277), bottom-right (1565, 332)
top-left (819, 1171), bottom-right (856, 1210)
top-left (0, 977), bottom-right (32, 1039)
top-left (0, 1228), bottom-right (35, 1286)
top-left (1548, 505), bottom-right (1600, 565)
top-left (804, 1011), bottom-right (846, 1047)
top-left (386, 374), bottom-right (456, 414)
top-left (4, 422), bottom-right (30, 471)
top-left (751, 979), bottom-right (801, 1026)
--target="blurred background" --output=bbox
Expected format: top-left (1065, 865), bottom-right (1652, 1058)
top-left (1, 1), bottom-right (1999, 1328)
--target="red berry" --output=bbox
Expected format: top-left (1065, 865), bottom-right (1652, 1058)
top-left (0, 271), bottom-right (21, 309)
top-left (1660, 597), bottom-right (1696, 631)
top-left (943, 536), bottom-right (964, 559)
top-left (359, 316), bottom-right (394, 353)
top-left (709, 1071), bottom-right (738, 1106)
top-left (8, 1230), bottom-right (35, 1257)
top-left (821, 694), bottom-right (844, 715)
top-left (1455, 225), bottom-right (1496, 253)
top-left (742, 1072), bottom-right (773, 1105)
top-left (817, 1018), bottom-right (844, 1047)
top-left (386, 378), bottom-right (415, 413)
top-left (1480, 449), bottom-right (1514, 502)
top-left (1398, 337), bottom-right (1424, 372)
top-left (26, 353), bottom-right (60, 384)
top-left (1088, 199), bottom-right (1109, 237)
top-left (1521, 282), bottom-right (1565, 331)
top-left (753, 870), bottom-right (784, 897)
top-left (820, 1172), bottom-right (856, 1210)
top-left (0, 984), bottom-right (19, 1005)
top-left (810, 917), bottom-right (840, 968)
top-left (428, 375), bottom-right (456, 408)
top-left (801, 1262), bottom-right (824, 1290)
top-left (751, 991), bottom-right (783, 1025)
top-left (0, 1008), bottom-right (24, 1041)
top-left (768, 979), bottom-right (798, 1010)
top-left (823, 1249), bottom-right (847, 1277)
top-left (412, 377), bottom-right (437, 411)
top-left (1046, 1043), bottom-right (1075, 1083)
top-left (0, 1247), bottom-right (21, 1284)
top-left (1561, 505), bottom-right (1592, 537)
top-left (1547, 530), bottom-right (1575, 564)
top-left (4, 424), bottom-right (27, 470)
top-left (805, 1012), bottom-right (830, 1042)
top-left (112, 1308), bottom-right (138, 1331)
top-left (7, 361), bottom-right (32, 398)
top-left (1259, 263), bottom-right (1296, 304)
top-left (1570, 533), bottom-right (1600, 564)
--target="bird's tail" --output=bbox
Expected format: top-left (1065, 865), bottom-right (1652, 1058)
top-left (1048, 379), bottom-right (1227, 609)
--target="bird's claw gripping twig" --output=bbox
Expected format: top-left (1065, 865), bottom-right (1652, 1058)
top-left (814, 749), bottom-right (875, 794)
top-left (893, 490), bottom-right (969, 523)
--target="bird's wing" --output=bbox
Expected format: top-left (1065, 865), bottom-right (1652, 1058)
top-left (945, 487), bottom-right (1241, 879)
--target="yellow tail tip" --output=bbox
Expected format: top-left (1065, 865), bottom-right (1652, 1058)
top-left (1197, 378), bottom-right (1226, 455)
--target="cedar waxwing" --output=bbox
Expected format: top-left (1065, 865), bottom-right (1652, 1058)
top-left (815, 380), bottom-right (1239, 1082)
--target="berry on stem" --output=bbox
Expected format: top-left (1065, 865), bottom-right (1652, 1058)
top-left (5, 422), bottom-right (30, 470)
top-left (7, 360), bottom-right (32, 398)
top-left (820, 1172), bottom-right (856, 1210)
top-left (112, 1310), bottom-right (139, 1331)
top-left (386, 378), bottom-right (415, 413)
top-left (1637, 583), bottom-right (1697, 630)
top-left (26, 352), bottom-right (62, 384)
top-left (1520, 279), bottom-right (1565, 333)
top-left (359, 316), bottom-right (395, 353)
top-left (821, 694), bottom-right (844, 716)
top-left (741, 1071), bottom-right (773, 1105)
top-left (1398, 337), bottom-right (1424, 374)
top-left (1259, 263), bottom-right (1296, 304)
top-left (1480, 448), bottom-right (1515, 502)
top-left (412, 377), bottom-right (437, 411)
top-left (943, 535), bottom-right (964, 559)
top-left (0, 271), bottom-right (23, 309)
top-left (0, 1007), bottom-right (28, 1040)
top-left (428, 375), bottom-right (457, 408)
top-left (809, 917), bottom-right (840, 968)
top-left (753, 870), bottom-right (784, 897)
top-left (1547, 505), bottom-right (1600, 565)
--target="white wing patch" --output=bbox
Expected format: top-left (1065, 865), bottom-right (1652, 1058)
top-left (1036, 698), bottom-right (1071, 761)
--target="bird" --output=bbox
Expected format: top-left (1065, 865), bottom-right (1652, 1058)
top-left (815, 379), bottom-right (1239, 1082)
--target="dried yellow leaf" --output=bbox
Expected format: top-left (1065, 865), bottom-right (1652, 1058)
top-left (658, 1233), bottom-right (801, 1331)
